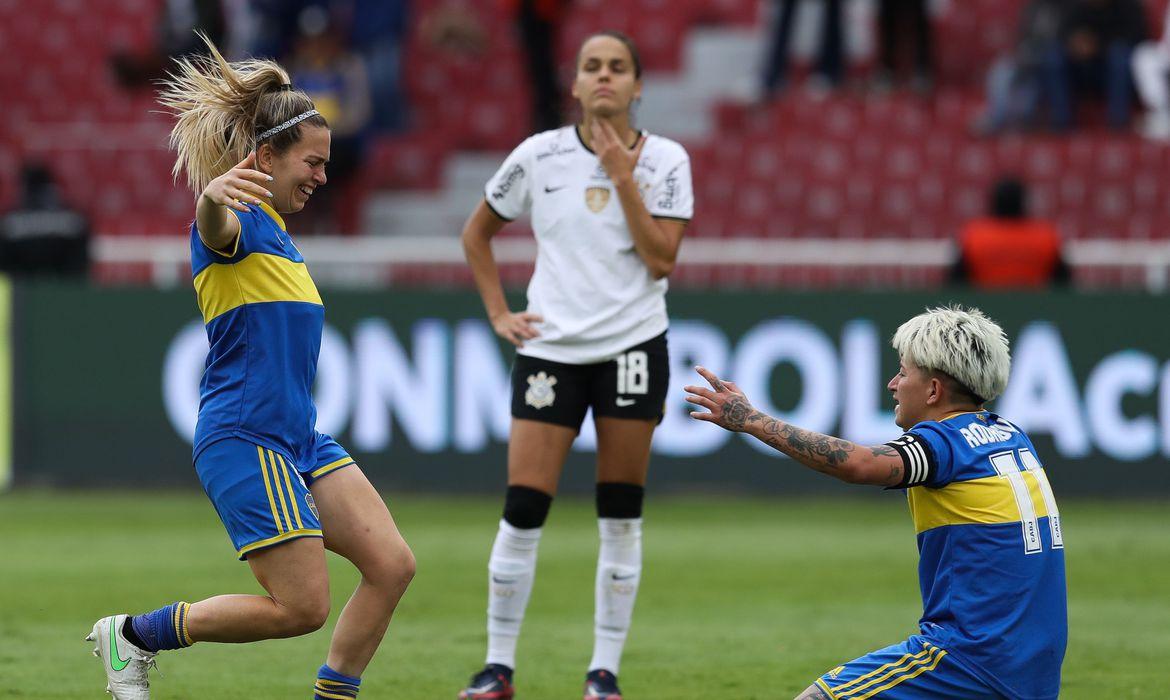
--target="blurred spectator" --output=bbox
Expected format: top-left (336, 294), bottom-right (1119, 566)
top-left (510, 0), bottom-right (569, 132)
top-left (288, 5), bottom-right (372, 234)
top-left (1131, 4), bottom-right (1170, 140)
top-left (874, 0), bottom-right (934, 93)
top-left (951, 177), bottom-right (1068, 289)
top-left (110, 0), bottom-right (226, 88)
top-left (247, 1), bottom-right (408, 132)
top-left (971, 0), bottom-right (1064, 136)
top-left (0, 164), bottom-right (89, 277)
top-left (759, 0), bottom-right (844, 100)
top-left (343, 0), bottom-right (410, 132)
top-left (247, 0), bottom-right (314, 59)
top-left (421, 1), bottom-right (489, 54)
top-left (1040, 0), bottom-right (1146, 131)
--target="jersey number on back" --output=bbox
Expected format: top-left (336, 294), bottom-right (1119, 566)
top-left (989, 449), bottom-right (1063, 554)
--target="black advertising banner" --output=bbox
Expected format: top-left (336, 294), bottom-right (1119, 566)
top-left (12, 282), bottom-right (1170, 496)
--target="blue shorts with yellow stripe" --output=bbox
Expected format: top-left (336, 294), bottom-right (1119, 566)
top-left (815, 636), bottom-right (1002, 700)
top-left (195, 433), bottom-right (357, 560)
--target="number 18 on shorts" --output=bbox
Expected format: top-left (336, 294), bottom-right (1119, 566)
top-left (510, 332), bottom-right (670, 429)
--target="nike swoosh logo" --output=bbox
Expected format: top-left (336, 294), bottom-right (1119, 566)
top-left (544, 185), bottom-right (566, 193)
top-left (110, 620), bottom-right (131, 672)
top-left (612, 572), bottom-right (637, 581)
top-left (492, 576), bottom-right (518, 584)
top-left (615, 397), bottom-right (636, 407)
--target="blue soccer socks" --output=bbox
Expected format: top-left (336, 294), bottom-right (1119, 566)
top-left (127, 602), bottom-right (194, 652)
top-left (314, 664), bottom-right (361, 699)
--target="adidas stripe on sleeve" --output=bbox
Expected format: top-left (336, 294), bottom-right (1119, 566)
top-left (886, 433), bottom-right (936, 488)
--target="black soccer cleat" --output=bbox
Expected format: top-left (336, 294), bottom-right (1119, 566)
top-left (458, 663), bottom-right (515, 700)
top-left (583, 669), bottom-right (623, 700)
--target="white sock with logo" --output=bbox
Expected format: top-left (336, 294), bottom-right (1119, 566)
top-left (589, 517), bottom-right (643, 675)
top-left (485, 519), bottom-right (542, 669)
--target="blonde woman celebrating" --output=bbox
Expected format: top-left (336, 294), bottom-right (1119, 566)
top-left (86, 36), bottom-right (414, 700)
top-left (459, 30), bottom-right (693, 700)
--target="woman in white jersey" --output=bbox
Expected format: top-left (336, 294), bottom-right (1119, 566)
top-left (458, 30), bottom-right (693, 700)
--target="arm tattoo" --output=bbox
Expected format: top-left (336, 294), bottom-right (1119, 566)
top-left (722, 395), bottom-right (753, 430)
top-left (871, 445), bottom-right (903, 484)
top-left (756, 417), bottom-right (855, 472)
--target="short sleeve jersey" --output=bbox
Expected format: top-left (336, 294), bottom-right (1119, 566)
top-left (190, 202), bottom-right (324, 467)
top-left (483, 126), bottom-right (693, 364)
top-left (885, 410), bottom-right (1068, 700)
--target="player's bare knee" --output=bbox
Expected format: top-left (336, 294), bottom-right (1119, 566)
top-left (359, 539), bottom-right (415, 594)
top-left (276, 592), bottom-right (330, 636)
top-left (381, 541), bottom-right (416, 592)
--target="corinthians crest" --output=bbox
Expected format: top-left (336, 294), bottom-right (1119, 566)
top-left (525, 371), bottom-right (557, 409)
top-left (585, 187), bottom-right (610, 213)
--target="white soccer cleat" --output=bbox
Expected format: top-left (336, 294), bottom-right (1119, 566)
top-left (86, 614), bottom-right (157, 700)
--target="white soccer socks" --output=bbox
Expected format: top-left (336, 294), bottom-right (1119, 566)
top-left (485, 519), bottom-right (543, 669)
top-left (589, 517), bottom-right (643, 675)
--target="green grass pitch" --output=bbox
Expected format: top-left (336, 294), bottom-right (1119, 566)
top-left (1, 492), bottom-right (1167, 698)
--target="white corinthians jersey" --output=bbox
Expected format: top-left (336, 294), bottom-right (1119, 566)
top-left (484, 126), bottom-right (693, 364)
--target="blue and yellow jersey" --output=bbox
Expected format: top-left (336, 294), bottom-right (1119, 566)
top-left (190, 202), bottom-right (324, 467)
top-left (886, 410), bottom-right (1067, 700)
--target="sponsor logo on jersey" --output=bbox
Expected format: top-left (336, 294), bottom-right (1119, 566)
top-left (525, 371), bottom-right (557, 409)
top-left (491, 163), bottom-right (525, 200)
top-left (586, 187), bottom-right (611, 213)
top-left (657, 163), bottom-right (681, 210)
top-left (535, 142), bottom-right (578, 160)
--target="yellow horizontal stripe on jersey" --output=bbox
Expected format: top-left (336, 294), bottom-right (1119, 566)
top-left (194, 252), bottom-right (322, 324)
top-left (909, 470), bottom-right (1050, 534)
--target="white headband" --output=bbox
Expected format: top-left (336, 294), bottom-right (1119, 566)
top-left (256, 109), bottom-right (320, 142)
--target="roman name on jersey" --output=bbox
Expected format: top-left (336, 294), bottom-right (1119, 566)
top-left (959, 421), bottom-right (1016, 448)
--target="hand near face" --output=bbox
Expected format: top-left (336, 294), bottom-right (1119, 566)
top-left (201, 151), bottom-right (274, 213)
top-left (591, 119), bottom-right (644, 185)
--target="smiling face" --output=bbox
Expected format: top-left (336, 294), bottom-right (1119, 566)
top-left (571, 35), bottom-right (641, 120)
top-left (257, 124), bottom-right (330, 214)
top-left (888, 356), bottom-right (935, 430)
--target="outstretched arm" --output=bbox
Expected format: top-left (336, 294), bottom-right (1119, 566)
top-left (684, 366), bottom-right (906, 486)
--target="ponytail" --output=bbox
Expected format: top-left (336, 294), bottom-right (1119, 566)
top-left (157, 33), bottom-right (328, 193)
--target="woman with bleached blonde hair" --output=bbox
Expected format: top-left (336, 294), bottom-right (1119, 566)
top-left (86, 34), bottom-right (413, 700)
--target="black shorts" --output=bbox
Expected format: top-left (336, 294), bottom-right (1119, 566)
top-left (510, 332), bottom-right (670, 429)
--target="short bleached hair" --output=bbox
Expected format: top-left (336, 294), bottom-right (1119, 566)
top-left (892, 305), bottom-right (1011, 403)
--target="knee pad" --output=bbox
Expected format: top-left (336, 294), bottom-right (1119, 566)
top-left (502, 485), bottom-right (553, 529)
top-left (596, 482), bottom-right (644, 519)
